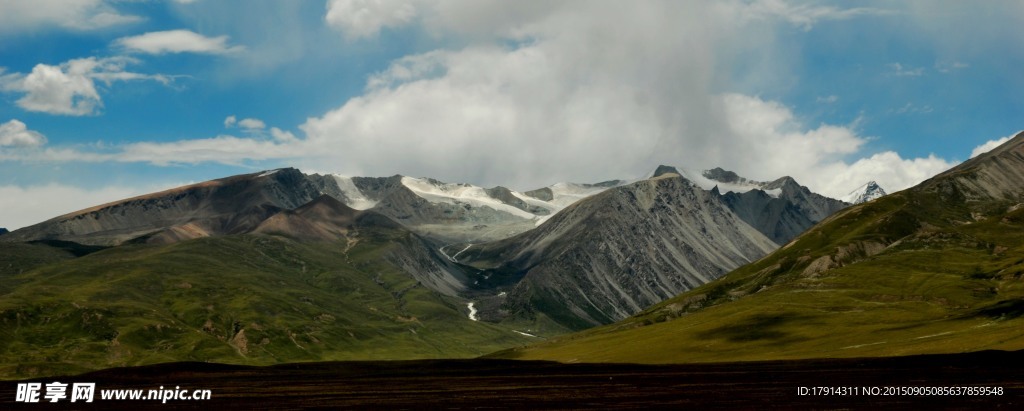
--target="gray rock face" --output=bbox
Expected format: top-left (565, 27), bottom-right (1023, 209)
top-left (2, 168), bottom-right (324, 246)
top-left (921, 131), bottom-right (1024, 203)
top-left (1, 163), bottom-right (853, 332)
top-left (460, 174), bottom-right (779, 330)
top-left (718, 176), bottom-right (850, 245)
top-left (702, 167), bottom-right (747, 184)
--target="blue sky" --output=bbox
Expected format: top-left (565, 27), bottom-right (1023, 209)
top-left (1, 0), bottom-right (1022, 230)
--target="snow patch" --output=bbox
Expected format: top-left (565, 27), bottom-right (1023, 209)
top-left (401, 176), bottom-right (538, 219)
top-left (680, 167), bottom-right (765, 194)
top-left (840, 181), bottom-right (887, 204)
top-left (258, 169), bottom-right (281, 177)
top-left (467, 302), bottom-right (478, 321)
top-left (513, 330), bottom-right (539, 338)
top-left (330, 175), bottom-right (378, 210)
top-left (547, 182), bottom-right (612, 208)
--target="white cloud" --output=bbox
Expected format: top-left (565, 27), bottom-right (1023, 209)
top-left (816, 152), bottom-right (957, 198)
top-left (816, 95), bottom-right (839, 104)
top-left (325, 0), bottom-right (417, 40)
top-left (887, 62), bottom-right (924, 77)
top-left (739, 0), bottom-right (894, 30)
top-left (935, 60), bottom-right (969, 73)
top-left (0, 57), bottom-right (171, 116)
top-left (970, 132), bottom-right (1020, 158)
top-left (238, 118), bottom-right (265, 130)
top-left (224, 116), bottom-right (269, 134)
top-left (0, 0), bottom-right (142, 32)
top-left (892, 102), bottom-right (933, 115)
top-left (0, 183), bottom-right (173, 231)
top-left (270, 127), bottom-right (298, 143)
top-left (115, 30), bottom-right (244, 55)
top-left (0, 1), bottom-right (959, 201)
top-left (0, 119), bottom-right (47, 147)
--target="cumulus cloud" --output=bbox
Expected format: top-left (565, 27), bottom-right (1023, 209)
top-left (325, 0), bottom-right (417, 40)
top-left (0, 119), bottom-right (47, 147)
top-left (115, 30), bottom-right (244, 55)
top-left (238, 118), bottom-right (265, 130)
top-left (970, 132), bottom-right (1020, 158)
top-left (0, 0), bottom-right (142, 33)
top-left (0, 1), bottom-right (963, 201)
top-left (270, 127), bottom-right (298, 143)
top-left (0, 57), bottom-right (171, 116)
top-left (816, 152), bottom-right (956, 198)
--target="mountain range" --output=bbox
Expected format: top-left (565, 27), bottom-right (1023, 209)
top-left (0, 160), bottom-right (863, 376)
top-left (8, 127), bottom-right (1021, 379)
top-left (494, 131), bottom-right (1024, 364)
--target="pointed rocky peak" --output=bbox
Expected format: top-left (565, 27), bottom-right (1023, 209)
top-left (841, 181), bottom-right (888, 204)
top-left (702, 167), bottom-right (743, 184)
top-left (762, 176), bottom-right (800, 191)
top-left (651, 165), bottom-right (681, 178)
top-left (710, 185), bottom-right (720, 196)
top-left (523, 187), bottom-right (554, 201)
top-left (485, 186), bottom-right (515, 200)
top-left (295, 194), bottom-right (358, 217)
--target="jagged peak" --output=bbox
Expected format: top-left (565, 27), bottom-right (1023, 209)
top-left (701, 167), bottom-right (743, 184)
top-left (651, 165), bottom-right (681, 178)
top-left (762, 176), bottom-right (799, 190)
top-left (840, 180), bottom-right (888, 204)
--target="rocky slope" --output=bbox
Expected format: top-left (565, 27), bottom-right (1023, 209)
top-left (497, 131), bottom-right (1024, 364)
top-left (2, 168), bottom-right (323, 246)
top-left (714, 175), bottom-right (850, 245)
top-left (3, 163), bottom-right (849, 333)
top-left (458, 171), bottom-right (779, 329)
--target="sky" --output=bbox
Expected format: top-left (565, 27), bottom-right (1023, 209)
top-left (1, 0), bottom-right (1022, 230)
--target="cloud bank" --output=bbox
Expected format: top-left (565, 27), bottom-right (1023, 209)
top-left (0, 0), bottom-right (142, 33)
top-left (3, 0), bottom-right (1016, 213)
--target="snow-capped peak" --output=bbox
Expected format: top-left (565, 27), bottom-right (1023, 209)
top-left (400, 176), bottom-right (540, 219)
top-left (646, 165), bottom-right (783, 198)
top-left (840, 181), bottom-right (887, 204)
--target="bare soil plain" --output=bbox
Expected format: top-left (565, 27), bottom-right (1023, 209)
top-left (2, 350), bottom-right (1022, 409)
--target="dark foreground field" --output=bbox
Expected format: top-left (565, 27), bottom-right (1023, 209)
top-left (3, 350), bottom-right (1022, 409)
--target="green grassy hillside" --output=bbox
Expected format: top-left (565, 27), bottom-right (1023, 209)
top-left (0, 229), bottom-right (530, 379)
top-left (492, 135), bottom-right (1024, 363)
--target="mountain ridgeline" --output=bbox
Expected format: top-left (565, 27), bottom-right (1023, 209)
top-left (1, 161), bottom-right (860, 376)
top-left (495, 131), bottom-right (1024, 364)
